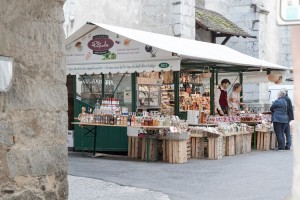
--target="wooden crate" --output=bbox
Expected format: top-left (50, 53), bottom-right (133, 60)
top-left (235, 135), bottom-right (243, 155)
top-left (270, 131), bottom-right (277, 150)
top-left (222, 137), bottom-right (226, 156)
top-left (140, 138), bottom-right (158, 161)
top-left (208, 137), bottom-right (223, 160)
top-left (187, 139), bottom-right (191, 159)
top-left (128, 136), bottom-right (140, 159)
top-left (225, 135), bottom-right (235, 156)
top-left (163, 140), bottom-right (188, 164)
top-left (257, 131), bottom-right (277, 151)
top-left (190, 137), bottom-right (205, 159)
top-left (241, 133), bottom-right (252, 153)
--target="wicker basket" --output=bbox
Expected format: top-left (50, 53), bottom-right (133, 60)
top-left (201, 66), bottom-right (212, 78)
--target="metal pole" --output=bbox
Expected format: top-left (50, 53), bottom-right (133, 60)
top-left (239, 72), bottom-right (243, 103)
top-left (101, 74), bottom-right (105, 98)
top-left (173, 71), bottom-right (180, 116)
top-left (131, 73), bottom-right (137, 112)
top-left (210, 69), bottom-right (215, 115)
top-left (216, 71), bottom-right (218, 86)
top-left (93, 126), bottom-right (97, 157)
top-left (146, 129), bottom-right (149, 162)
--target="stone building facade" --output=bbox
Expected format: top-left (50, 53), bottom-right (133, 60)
top-left (200, 0), bottom-right (293, 104)
top-left (0, 1), bottom-right (68, 199)
top-left (204, 0), bottom-right (293, 68)
top-left (64, 0), bottom-right (195, 39)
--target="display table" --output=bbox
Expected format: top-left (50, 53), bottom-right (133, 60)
top-left (189, 123), bottom-right (217, 127)
top-left (72, 122), bottom-right (127, 157)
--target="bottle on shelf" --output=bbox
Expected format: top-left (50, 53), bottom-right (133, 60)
top-left (109, 115), bottom-right (114, 125)
top-left (186, 81), bottom-right (191, 94)
top-left (94, 100), bottom-right (101, 123)
top-left (148, 115), bottom-right (153, 126)
top-left (127, 113), bottom-right (131, 126)
top-left (131, 112), bottom-right (135, 126)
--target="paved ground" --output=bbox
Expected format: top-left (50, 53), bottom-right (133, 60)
top-left (68, 175), bottom-right (170, 200)
top-left (68, 150), bottom-right (293, 200)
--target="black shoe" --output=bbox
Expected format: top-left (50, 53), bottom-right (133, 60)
top-left (273, 147), bottom-right (285, 151)
top-left (285, 147), bottom-right (290, 150)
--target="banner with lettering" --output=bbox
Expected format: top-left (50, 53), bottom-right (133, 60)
top-left (66, 26), bottom-right (181, 74)
top-left (67, 60), bottom-right (180, 75)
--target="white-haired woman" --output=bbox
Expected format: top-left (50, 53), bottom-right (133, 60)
top-left (270, 90), bottom-right (289, 151)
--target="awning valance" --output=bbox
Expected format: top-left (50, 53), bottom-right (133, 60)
top-left (66, 22), bottom-right (288, 75)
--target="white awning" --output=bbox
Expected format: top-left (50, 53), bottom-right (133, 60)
top-left (66, 22), bottom-right (288, 74)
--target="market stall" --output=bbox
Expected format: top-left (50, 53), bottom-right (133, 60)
top-left (66, 22), bottom-right (288, 157)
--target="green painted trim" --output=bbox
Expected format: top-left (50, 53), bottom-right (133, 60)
top-left (72, 75), bottom-right (77, 99)
top-left (131, 73), bottom-right (137, 112)
top-left (113, 74), bottom-right (125, 95)
top-left (216, 71), bottom-right (218, 85)
top-left (210, 69), bottom-right (215, 115)
top-left (181, 64), bottom-right (249, 72)
top-left (239, 72), bottom-right (243, 103)
top-left (101, 74), bottom-right (105, 98)
top-left (174, 71), bottom-right (180, 116)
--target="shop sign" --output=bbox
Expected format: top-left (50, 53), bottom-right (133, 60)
top-left (277, 0), bottom-right (300, 25)
top-left (87, 35), bottom-right (114, 55)
top-left (66, 59), bottom-right (181, 75)
top-left (124, 90), bottom-right (132, 103)
top-left (159, 63), bottom-right (170, 68)
top-left (66, 26), bottom-right (178, 65)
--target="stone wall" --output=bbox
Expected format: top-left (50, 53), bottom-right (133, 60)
top-left (64, 0), bottom-right (143, 36)
top-left (0, 0), bottom-right (68, 199)
top-left (64, 0), bottom-right (195, 39)
top-left (279, 26), bottom-right (293, 68)
top-left (205, 0), bottom-right (259, 58)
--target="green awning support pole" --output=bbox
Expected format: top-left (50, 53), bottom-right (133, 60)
top-left (101, 74), bottom-right (105, 98)
top-left (239, 72), bottom-right (243, 103)
top-left (174, 71), bottom-right (180, 116)
top-left (72, 75), bottom-right (77, 100)
top-left (131, 72), bottom-right (137, 112)
top-left (216, 71), bottom-right (218, 86)
top-left (210, 69), bottom-right (215, 115)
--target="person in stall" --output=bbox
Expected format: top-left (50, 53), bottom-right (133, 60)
top-left (228, 83), bottom-right (246, 116)
top-left (270, 90), bottom-right (289, 151)
top-left (214, 79), bottom-right (231, 116)
top-left (283, 88), bottom-right (294, 150)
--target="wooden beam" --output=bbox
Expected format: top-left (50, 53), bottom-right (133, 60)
top-left (221, 36), bottom-right (231, 45)
top-left (215, 33), bottom-right (231, 37)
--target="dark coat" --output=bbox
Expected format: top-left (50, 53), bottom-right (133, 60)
top-left (285, 95), bottom-right (294, 121)
top-left (270, 97), bottom-right (289, 123)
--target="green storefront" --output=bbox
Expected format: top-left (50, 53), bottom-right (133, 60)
top-left (66, 22), bottom-right (288, 153)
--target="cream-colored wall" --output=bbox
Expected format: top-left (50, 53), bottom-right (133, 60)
top-left (291, 25), bottom-right (300, 200)
top-left (258, 0), bottom-right (280, 64)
